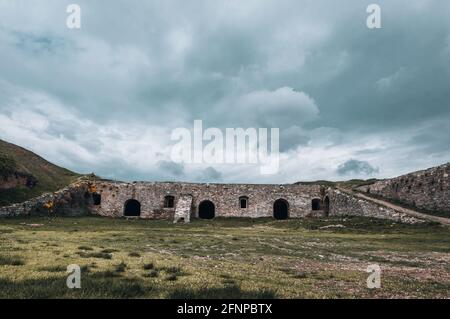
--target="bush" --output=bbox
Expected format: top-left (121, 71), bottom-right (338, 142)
top-left (163, 266), bottom-right (182, 274)
top-left (143, 263), bottom-right (154, 270)
top-left (115, 262), bottom-right (127, 273)
top-left (77, 251), bottom-right (112, 260)
top-left (0, 255), bottom-right (25, 266)
top-left (165, 274), bottom-right (177, 281)
top-left (101, 248), bottom-right (118, 254)
top-left (143, 270), bottom-right (158, 278)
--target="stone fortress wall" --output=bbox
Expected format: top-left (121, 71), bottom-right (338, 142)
top-left (0, 175), bottom-right (437, 224)
top-left (328, 189), bottom-right (425, 224)
top-left (356, 163), bottom-right (450, 214)
top-left (0, 179), bottom-right (91, 217)
top-left (90, 181), bottom-right (329, 222)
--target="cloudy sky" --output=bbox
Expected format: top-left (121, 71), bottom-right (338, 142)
top-left (0, 0), bottom-right (449, 183)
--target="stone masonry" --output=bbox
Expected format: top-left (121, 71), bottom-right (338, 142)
top-left (173, 194), bottom-right (193, 223)
top-left (356, 163), bottom-right (450, 214)
top-left (0, 179), bottom-right (91, 217)
top-left (328, 189), bottom-right (425, 224)
top-left (0, 177), bottom-right (434, 224)
top-left (90, 181), bottom-right (328, 220)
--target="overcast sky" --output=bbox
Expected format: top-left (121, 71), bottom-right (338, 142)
top-left (0, 0), bottom-right (449, 183)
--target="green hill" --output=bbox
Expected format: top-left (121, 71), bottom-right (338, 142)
top-left (0, 139), bottom-right (80, 206)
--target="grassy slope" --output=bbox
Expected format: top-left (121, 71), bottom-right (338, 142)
top-left (0, 139), bottom-right (79, 206)
top-left (0, 216), bottom-right (448, 298)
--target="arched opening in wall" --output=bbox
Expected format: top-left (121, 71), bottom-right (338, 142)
top-left (324, 196), bottom-right (330, 216)
top-left (312, 198), bottom-right (321, 211)
top-left (164, 195), bottom-right (175, 208)
top-left (239, 196), bottom-right (248, 209)
top-left (93, 193), bottom-right (101, 206)
top-left (124, 199), bottom-right (141, 217)
top-left (273, 199), bottom-right (289, 220)
top-left (198, 200), bottom-right (215, 219)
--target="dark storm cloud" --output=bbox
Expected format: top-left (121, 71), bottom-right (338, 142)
top-left (305, 3), bottom-right (450, 134)
top-left (157, 160), bottom-right (185, 177)
top-left (197, 167), bottom-right (222, 182)
top-left (0, 0), bottom-right (449, 182)
top-left (337, 159), bottom-right (379, 176)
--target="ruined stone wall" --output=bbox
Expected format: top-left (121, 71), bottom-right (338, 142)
top-left (91, 181), bottom-right (326, 220)
top-left (0, 180), bottom-right (92, 217)
top-left (173, 194), bottom-right (193, 223)
top-left (327, 189), bottom-right (424, 224)
top-left (0, 177), bottom-right (432, 224)
top-left (356, 163), bottom-right (450, 213)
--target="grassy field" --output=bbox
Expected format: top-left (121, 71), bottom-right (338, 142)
top-left (0, 216), bottom-right (449, 299)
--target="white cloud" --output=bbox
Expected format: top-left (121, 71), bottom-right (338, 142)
top-left (235, 87), bottom-right (319, 128)
top-left (0, 85), bottom-right (172, 176)
top-left (376, 67), bottom-right (409, 92)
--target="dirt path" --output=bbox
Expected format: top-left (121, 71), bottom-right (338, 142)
top-left (337, 187), bottom-right (450, 226)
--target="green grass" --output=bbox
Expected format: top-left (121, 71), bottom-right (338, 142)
top-left (0, 255), bottom-right (25, 266)
top-left (0, 216), bottom-right (449, 298)
top-left (0, 153), bottom-right (17, 178)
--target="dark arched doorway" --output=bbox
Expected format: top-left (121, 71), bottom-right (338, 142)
top-left (312, 198), bottom-right (321, 211)
top-left (324, 196), bottom-right (330, 216)
top-left (198, 200), bottom-right (215, 219)
top-left (124, 199), bottom-right (141, 217)
top-left (93, 193), bottom-right (101, 206)
top-left (273, 199), bottom-right (289, 220)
